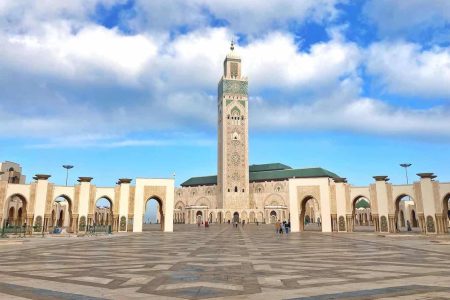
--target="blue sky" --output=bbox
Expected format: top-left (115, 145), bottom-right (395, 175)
top-left (1, 0), bottom-right (450, 189)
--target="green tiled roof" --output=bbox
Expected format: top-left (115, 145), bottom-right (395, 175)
top-left (355, 199), bottom-right (370, 209)
top-left (250, 167), bottom-right (339, 182)
top-left (180, 163), bottom-right (339, 187)
top-left (249, 163), bottom-right (292, 172)
top-left (181, 175), bottom-right (217, 187)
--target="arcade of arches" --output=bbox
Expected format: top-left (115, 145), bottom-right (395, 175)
top-left (0, 177), bottom-right (174, 233)
top-left (1, 173), bottom-right (450, 235)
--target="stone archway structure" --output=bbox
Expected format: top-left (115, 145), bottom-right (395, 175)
top-left (298, 196), bottom-right (320, 232)
top-left (0, 176), bottom-right (174, 233)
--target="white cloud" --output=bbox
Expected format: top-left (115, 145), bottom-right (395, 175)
top-left (241, 32), bottom-right (361, 91)
top-left (3, 24), bottom-right (158, 85)
top-left (251, 95), bottom-right (450, 138)
top-left (131, 0), bottom-right (342, 35)
top-left (366, 42), bottom-right (450, 98)
top-left (0, 1), bottom-right (449, 146)
top-left (363, 0), bottom-right (450, 41)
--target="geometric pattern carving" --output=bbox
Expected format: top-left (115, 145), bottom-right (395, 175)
top-left (297, 186), bottom-right (320, 206)
top-left (33, 216), bottom-right (42, 232)
top-left (79, 216), bottom-right (86, 231)
top-left (144, 186), bottom-right (166, 203)
top-left (339, 216), bottom-right (346, 231)
top-left (426, 215), bottom-right (435, 233)
top-left (380, 216), bottom-right (388, 232)
top-left (120, 216), bottom-right (127, 231)
top-left (222, 79), bottom-right (248, 95)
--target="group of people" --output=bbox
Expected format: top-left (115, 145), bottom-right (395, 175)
top-left (275, 220), bottom-right (290, 234)
top-left (197, 220), bottom-right (209, 228)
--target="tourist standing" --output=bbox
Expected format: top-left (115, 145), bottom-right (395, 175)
top-left (275, 220), bottom-right (280, 234)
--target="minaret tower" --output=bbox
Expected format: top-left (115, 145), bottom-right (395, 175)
top-left (217, 41), bottom-right (249, 211)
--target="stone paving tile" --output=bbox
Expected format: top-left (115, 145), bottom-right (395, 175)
top-left (0, 224), bottom-right (449, 299)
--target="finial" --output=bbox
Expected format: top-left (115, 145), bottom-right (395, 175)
top-left (230, 39), bottom-right (234, 51)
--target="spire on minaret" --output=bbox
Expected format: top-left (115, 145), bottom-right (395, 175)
top-left (230, 39), bottom-right (234, 51)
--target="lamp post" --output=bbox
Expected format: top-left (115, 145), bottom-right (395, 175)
top-left (400, 163), bottom-right (412, 184)
top-left (62, 165), bottom-right (74, 186)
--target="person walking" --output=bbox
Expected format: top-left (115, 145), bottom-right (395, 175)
top-left (275, 220), bottom-right (280, 234)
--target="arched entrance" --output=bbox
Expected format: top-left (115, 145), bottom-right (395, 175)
top-left (270, 210), bottom-right (277, 224)
top-left (95, 197), bottom-right (113, 232)
top-left (4, 194), bottom-right (27, 228)
top-left (443, 194), bottom-right (450, 233)
top-left (249, 211), bottom-right (256, 223)
top-left (217, 211), bottom-right (223, 224)
top-left (196, 211), bottom-right (203, 224)
top-left (299, 196), bottom-right (321, 232)
top-left (395, 194), bottom-right (417, 232)
top-left (225, 211), bottom-right (231, 223)
top-left (411, 210), bottom-right (418, 228)
top-left (352, 197), bottom-right (373, 232)
top-left (52, 196), bottom-right (73, 233)
top-left (7, 207), bottom-right (15, 226)
top-left (233, 212), bottom-right (239, 223)
top-left (209, 212), bottom-right (213, 223)
top-left (143, 197), bottom-right (163, 231)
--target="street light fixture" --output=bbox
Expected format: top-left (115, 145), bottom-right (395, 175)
top-left (400, 163), bottom-right (412, 184)
top-left (62, 165), bottom-right (74, 186)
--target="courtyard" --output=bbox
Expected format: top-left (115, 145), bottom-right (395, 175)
top-left (0, 225), bottom-right (450, 299)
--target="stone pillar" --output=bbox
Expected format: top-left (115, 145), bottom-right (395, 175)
top-left (77, 177), bottom-right (93, 232)
top-left (127, 214), bottom-right (134, 231)
top-left (71, 214), bottom-right (79, 233)
top-left (388, 214), bottom-right (396, 233)
top-left (26, 214), bottom-right (34, 234)
top-left (44, 213), bottom-right (51, 233)
top-left (435, 213), bottom-right (446, 234)
top-left (334, 178), bottom-right (348, 232)
top-left (417, 173), bottom-right (438, 234)
top-left (33, 174), bottom-right (51, 227)
top-left (373, 176), bottom-right (391, 233)
top-left (331, 214), bottom-right (337, 232)
top-left (372, 214), bottom-right (380, 232)
top-left (418, 213), bottom-right (426, 233)
top-left (346, 214), bottom-right (353, 232)
top-left (117, 178), bottom-right (131, 232)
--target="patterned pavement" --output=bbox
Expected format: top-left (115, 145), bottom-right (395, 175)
top-left (0, 224), bottom-right (450, 299)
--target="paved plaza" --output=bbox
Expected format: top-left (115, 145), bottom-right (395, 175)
top-left (0, 225), bottom-right (450, 299)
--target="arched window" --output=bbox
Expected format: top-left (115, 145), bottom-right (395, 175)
top-left (231, 107), bottom-right (241, 125)
top-left (234, 186), bottom-right (238, 192)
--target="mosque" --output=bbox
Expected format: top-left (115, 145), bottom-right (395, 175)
top-left (0, 44), bottom-right (449, 235)
top-left (172, 42), bottom-right (450, 234)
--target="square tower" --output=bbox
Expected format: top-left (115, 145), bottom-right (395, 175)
top-left (217, 42), bottom-right (249, 210)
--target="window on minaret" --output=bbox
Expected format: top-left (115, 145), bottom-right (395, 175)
top-left (231, 110), bottom-right (240, 125)
top-left (231, 62), bottom-right (238, 78)
top-left (234, 186), bottom-right (238, 192)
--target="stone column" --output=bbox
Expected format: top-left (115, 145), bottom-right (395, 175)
top-left (44, 213), bottom-right (51, 233)
top-left (117, 178), bottom-right (132, 232)
top-left (373, 176), bottom-right (391, 233)
top-left (388, 214), bottom-right (396, 233)
top-left (346, 214), bottom-right (353, 232)
top-left (331, 214), bottom-right (337, 232)
top-left (334, 178), bottom-right (348, 232)
top-left (417, 173), bottom-right (438, 234)
top-left (71, 214), bottom-right (79, 233)
top-left (33, 174), bottom-right (51, 228)
top-left (77, 177), bottom-right (93, 232)
top-left (372, 214), bottom-right (380, 232)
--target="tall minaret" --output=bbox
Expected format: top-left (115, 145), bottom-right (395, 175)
top-left (217, 41), bottom-right (249, 211)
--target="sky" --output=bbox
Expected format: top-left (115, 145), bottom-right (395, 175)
top-left (1, 0), bottom-right (450, 193)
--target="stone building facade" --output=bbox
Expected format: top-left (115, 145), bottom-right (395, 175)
top-left (173, 44), bottom-right (450, 235)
